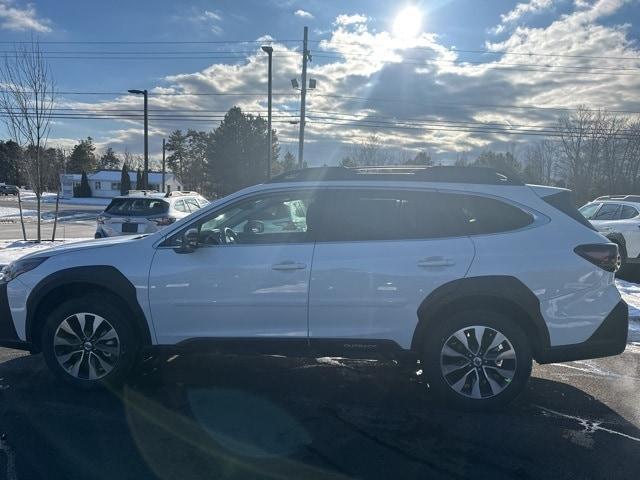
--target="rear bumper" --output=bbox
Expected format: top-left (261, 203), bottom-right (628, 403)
top-left (0, 282), bottom-right (31, 351)
top-left (536, 300), bottom-right (628, 364)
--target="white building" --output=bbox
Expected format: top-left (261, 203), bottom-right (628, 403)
top-left (59, 170), bottom-right (183, 199)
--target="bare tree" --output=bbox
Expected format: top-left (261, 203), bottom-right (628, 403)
top-left (523, 139), bottom-right (558, 185)
top-left (350, 134), bottom-right (390, 166)
top-left (0, 40), bottom-right (55, 242)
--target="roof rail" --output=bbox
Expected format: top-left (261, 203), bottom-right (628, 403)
top-left (164, 190), bottom-right (200, 197)
top-left (595, 194), bottom-right (640, 202)
top-left (126, 189), bottom-right (159, 196)
top-left (268, 166), bottom-right (524, 186)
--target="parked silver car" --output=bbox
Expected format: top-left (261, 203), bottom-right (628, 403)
top-left (95, 191), bottom-right (208, 238)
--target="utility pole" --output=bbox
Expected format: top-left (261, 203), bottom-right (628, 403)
top-left (162, 138), bottom-right (166, 193)
top-left (261, 45), bottom-right (273, 178)
top-left (298, 26), bottom-right (309, 168)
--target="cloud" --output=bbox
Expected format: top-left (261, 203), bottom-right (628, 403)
top-left (49, 2), bottom-right (640, 164)
top-left (185, 8), bottom-right (224, 35)
top-left (493, 0), bottom-right (554, 33)
top-left (294, 9), bottom-right (313, 19)
top-left (0, 0), bottom-right (51, 32)
top-left (334, 13), bottom-right (368, 26)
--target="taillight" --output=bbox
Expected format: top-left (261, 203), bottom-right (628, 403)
top-left (574, 244), bottom-right (619, 272)
top-left (153, 216), bottom-right (176, 226)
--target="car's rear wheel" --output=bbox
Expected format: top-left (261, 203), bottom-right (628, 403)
top-left (41, 294), bottom-right (139, 389)
top-left (422, 309), bottom-right (532, 410)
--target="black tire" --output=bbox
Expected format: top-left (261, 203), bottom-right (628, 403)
top-left (41, 293), bottom-right (140, 390)
top-left (422, 309), bottom-right (532, 411)
top-left (615, 242), bottom-right (628, 275)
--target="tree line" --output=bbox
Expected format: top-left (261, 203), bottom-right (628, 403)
top-left (339, 107), bottom-right (640, 205)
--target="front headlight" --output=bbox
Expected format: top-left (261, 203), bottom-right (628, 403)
top-left (0, 257), bottom-right (48, 283)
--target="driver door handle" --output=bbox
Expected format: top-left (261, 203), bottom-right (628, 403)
top-left (272, 261), bottom-right (307, 271)
top-left (417, 257), bottom-right (455, 268)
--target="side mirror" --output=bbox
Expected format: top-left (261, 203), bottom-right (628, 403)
top-left (177, 228), bottom-right (199, 253)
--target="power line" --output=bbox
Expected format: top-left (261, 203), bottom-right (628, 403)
top-left (0, 40), bottom-right (301, 45)
top-left (312, 52), bottom-right (640, 72)
top-left (310, 39), bottom-right (640, 61)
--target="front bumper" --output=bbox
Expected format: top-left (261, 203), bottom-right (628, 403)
top-left (0, 282), bottom-right (31, 351)
top-left (536, 300), bottom-right (628, 364)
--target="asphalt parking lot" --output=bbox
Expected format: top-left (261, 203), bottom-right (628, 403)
top-left (1, 339), bottom-right (640, 480)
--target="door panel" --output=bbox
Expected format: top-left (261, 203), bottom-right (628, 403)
top-left (309, 238), bottom-right (474, 348)
top-left (148, 188), bottom-right (318, 344)
top-left (306, 188), bottom-right (476, 349)
top-left (149, 244), bottom-right (313, 343)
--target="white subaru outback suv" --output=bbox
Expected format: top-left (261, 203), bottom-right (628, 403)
top-left (0, 166), bottom-right (627, 409)
top-left (579, 195), bottom-right (640, 271)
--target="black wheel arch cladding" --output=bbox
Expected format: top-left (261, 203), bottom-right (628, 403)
top-left (26, 265), bottom-right (152, 348)
top-left (412, 275), bottom-right (550, 358)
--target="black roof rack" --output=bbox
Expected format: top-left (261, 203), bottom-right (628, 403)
top-left (268, 166), bottom-right (524, 186)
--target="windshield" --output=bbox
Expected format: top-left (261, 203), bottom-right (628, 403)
top-left (105, 198), bottom-right (169, 216)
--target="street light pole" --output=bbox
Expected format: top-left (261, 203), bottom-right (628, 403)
top-left (128, 88), bottom-right (149, 189)
top-left (261, 45), bottom-right (273, 179)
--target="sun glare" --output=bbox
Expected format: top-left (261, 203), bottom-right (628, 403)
top-left (392, 6), bottom-right (423, 41)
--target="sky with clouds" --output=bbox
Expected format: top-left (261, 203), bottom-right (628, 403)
top-left (0, 0), bottom-right (639, 165)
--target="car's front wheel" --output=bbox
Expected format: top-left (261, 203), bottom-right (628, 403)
top-left (422, 309), bottom-right (532, 410)
top-left (41, 294), bottom-right (139, 389)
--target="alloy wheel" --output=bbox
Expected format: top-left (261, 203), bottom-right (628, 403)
top-left (53, 312), bottom-right (121, 380)
top-left (439, 325), bottom-right (517, 399)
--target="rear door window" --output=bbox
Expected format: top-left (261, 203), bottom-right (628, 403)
top-left (593, 203), bottom-right (620, 220)
top-left (105, 198), bottom-right (169, 216)
top-left (174, 200), bottom-right (188, 213)
top-left (184, 198), bottom-right (201, 212)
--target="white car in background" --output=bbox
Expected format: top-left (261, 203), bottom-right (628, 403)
top-left (95, 191), bottom-right (208, 238)
top-left (579, 195), bottom-right (640, 271)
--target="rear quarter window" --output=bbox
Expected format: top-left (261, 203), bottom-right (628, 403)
top-left (452, 195), bottom-right (534, 235)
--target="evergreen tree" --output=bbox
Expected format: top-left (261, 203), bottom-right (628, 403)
top-left (98, 147), bottom-right (120, 170)
top-left (166, 130), bottom-right (188, 182)
top-left (67, 137), bottom-right (97, 173)
top-left (135, 168), bottom-right (142, 189)
top-left (74, 170), bottom-right (92, 197)
top-left (208, 107), bottom-right (278, 195)
top-left (120, 163), bottom-right (131, 195)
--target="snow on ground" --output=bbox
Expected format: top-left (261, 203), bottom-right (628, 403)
top-left (616, 279), bottom-right (640, 321)
top-left (0, 239), bottom-right (90, 267)
top-left (0, 206), bottom-right (38, 222)
top-left (18, 190), bottom-right (110, 207)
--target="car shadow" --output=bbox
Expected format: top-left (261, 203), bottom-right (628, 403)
top-left (1, 352), bottom-right (639, 480)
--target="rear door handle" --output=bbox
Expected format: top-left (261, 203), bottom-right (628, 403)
top-left (417, 257), bottom-right (455, 267)
top-left (272, 261), bottom-right (307, 271)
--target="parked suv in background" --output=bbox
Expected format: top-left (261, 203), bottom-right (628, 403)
top-left (579, 195), bottom-right (640, 271)
top-left (95, 190), bottom-right (208, 238)
top-left (0, 184), bottom-right (19, 196)
top-left (0, 167), bottom-right (627, 409)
